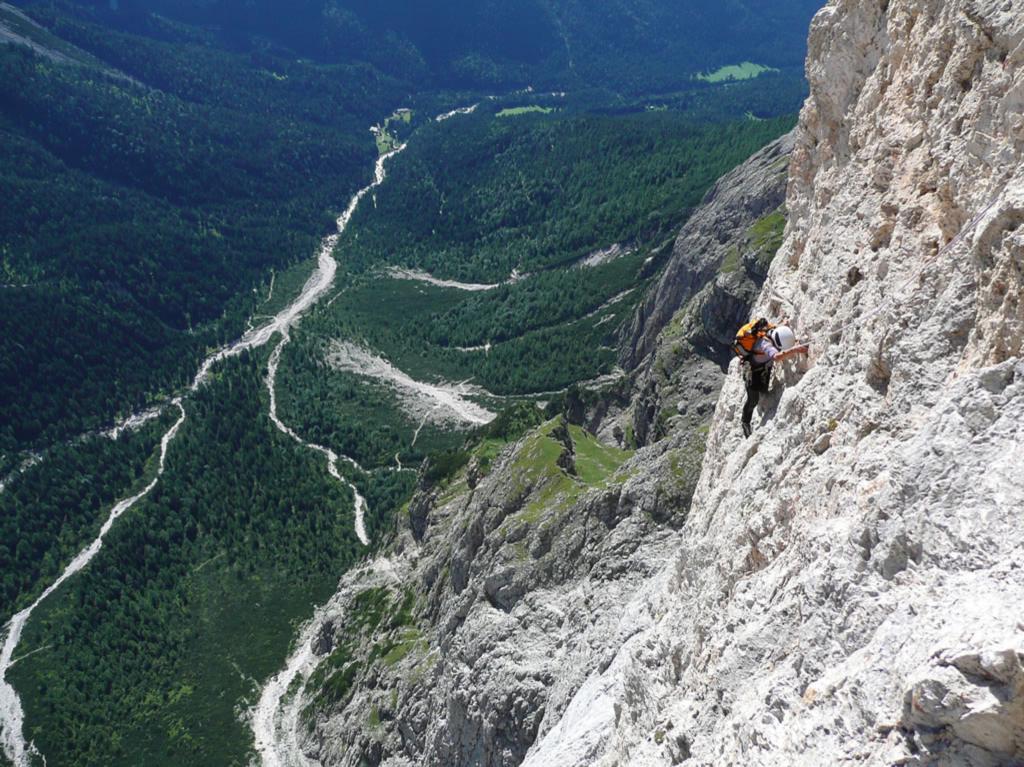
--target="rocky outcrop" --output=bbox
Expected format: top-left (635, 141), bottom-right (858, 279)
top-left (619, 132), bottom-right (792, 447)
top-left (289, 119), bottom-right (799, 767)
top-left (520, 0), bottom-right (1024, 764)
top-left (297, 420), bottom-right (688, 767)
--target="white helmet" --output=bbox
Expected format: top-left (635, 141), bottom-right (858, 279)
top-left (769, 325), bottom-right (797, 351)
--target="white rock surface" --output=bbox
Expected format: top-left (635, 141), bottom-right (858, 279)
top-left (524, 0), bottom-right (1024, 764)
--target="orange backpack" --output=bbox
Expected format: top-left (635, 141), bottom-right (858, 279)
top-left (732, 318), bottom-right (775, 363)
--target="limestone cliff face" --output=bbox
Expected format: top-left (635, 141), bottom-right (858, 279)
top-left (522, 0), bottom-right (1024, 764)
top-left (621, 133), bottom-right (793, 372)
top-left (299, 1), bottom-right (1024, 764)
top-left (620, 132), bottom-right (792, 447)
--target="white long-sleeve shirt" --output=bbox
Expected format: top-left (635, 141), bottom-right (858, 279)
top-left (750, 338), bottom-right (780, 367)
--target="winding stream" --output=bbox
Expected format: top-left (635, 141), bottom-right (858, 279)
top-left (0, 140), bottom-right (406, 767)
top-left (262, 147), bottom-right (407, 548)
top-left (0, 403), bottom-right (186, 766)
top-left (0, 101), bottom-right (492, 766)
top-left (268, 338), bottom-right (370, 546)
top-left (250, 104), bottom-right (493, 767)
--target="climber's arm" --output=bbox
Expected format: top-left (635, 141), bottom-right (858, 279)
top-left (775, 343), bottom-right (809, 362)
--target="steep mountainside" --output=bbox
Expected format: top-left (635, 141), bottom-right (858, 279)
top-left (522, 0), bottom-right (1024, 764)
top-left (620, 132), bottom-right (793, 447)
top-left (267, 125), bottom-right (794, 766)
top-left (285, 0), bottom-right (1024, 765)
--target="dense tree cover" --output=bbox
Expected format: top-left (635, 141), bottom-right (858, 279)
top-left (0, 416), bottom-right (171, 623)
top-left (309, 273), bottom-right (635, 400)
top-left (267, 109), bottom-right (792, 470)
top-left (0, 10), bottom-right (398, 451)
top-left (420, 401), bottom-right (549, 486)
top-left (0, 0), bottom-right (812, 456)
top-left (45, 0), bottom-right (822, 92)
top-left (541, 0), bottom-right (823, 94)
top-left (343, 110), bottom-right (794, 282)
top-left (9, 352), bottom-right (406, 766)
top-left (22, 3), bottom-right (405, 133)
top-left (274, 329), bottom-right (467, 469)
top-left (577, 68), bottom-right (811, 124)
top-left (471, 315), bottom-right (620, 393)
top-left (422, 253), bottom-right (651, 347)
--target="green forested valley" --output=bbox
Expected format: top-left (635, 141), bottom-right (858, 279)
top-left (272, 109), bottom-right (793, 473)
top-left (0, 0), bottom-right (820, 763)
top-left (0, 3), bottom-right (396, 453)
top-left (8, 353), bottom-right (409, 766)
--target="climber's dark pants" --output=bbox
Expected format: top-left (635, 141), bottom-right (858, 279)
top-left (742, 364), bottom-right (772, 426)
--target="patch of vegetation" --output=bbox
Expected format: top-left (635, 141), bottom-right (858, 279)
top-left (747, 206), bottom-right (787, 266)
top-left (421, 448), bottom-right (473, 486)
top-left (304, 585), bottom-right (422, 722)
top-left (381, 629), bottom-right (421, 667)
top-left (349, 587), bottom-right (392, 632)
top-left (572, 425), bottom-right (632, 485)
top-left (510, 419), bottom-right (632, 524)
top-left (374, 108), bottom-right (415, 154)
top-left (719, 245), bottom-right (743, 274)
top-left (375, 131), bottom-right (398, 154)
top-left (717, 207), bottom-right (786, 277)
top-left (422, 401), bottom-right (547, 489)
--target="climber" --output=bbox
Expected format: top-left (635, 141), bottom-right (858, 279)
top-left (733, 319), bottom-right (808, 438)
